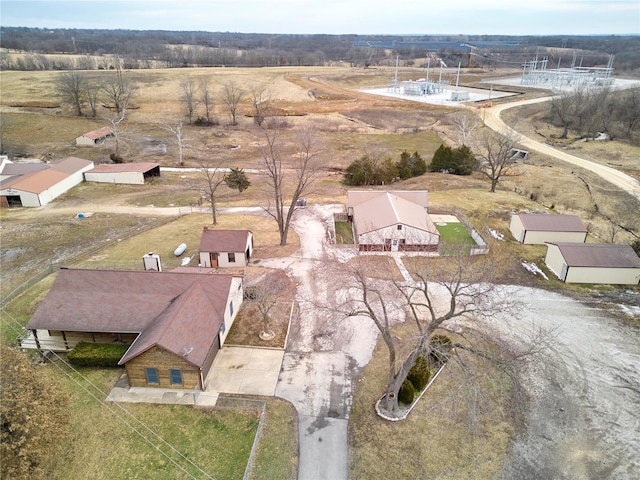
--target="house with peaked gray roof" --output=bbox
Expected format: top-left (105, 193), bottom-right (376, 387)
top-left (510, 213), bottom-right (588, 244)
top-left (347, 190), bottom-right (439, 252)
top-left (22, 268), bottom-right (244, 389)
top-left (544, 242), bottom-right (640, 285)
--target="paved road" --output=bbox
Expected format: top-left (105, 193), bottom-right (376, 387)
top-left (481, 97), bottom-right (640, 201)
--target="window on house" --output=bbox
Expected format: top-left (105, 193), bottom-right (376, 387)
top-left (221, 319), bottom-right (226, 334)
top-left (169, 369), bottom-right (182, 385)
top-left (384, 239), bottom-right (391, 245)
top-left (229, 301), bottom-right (234, 317)
top-left (397, 224), bottom-right (402, 230)
top-left (228, 252), bottom-right (236, 263)
top-left (145, 368), bottom-right (159, 384)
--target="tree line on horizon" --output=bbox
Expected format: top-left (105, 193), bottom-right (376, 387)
top-left (1, 27), bottom-right (638, 72)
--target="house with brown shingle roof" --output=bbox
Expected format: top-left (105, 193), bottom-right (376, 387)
top-left (75, 126), bottom-right (114, 146)
top-left (509, 213), bottom-right (588, 244)
top-left (347, 190), bottom-right (439, 252)
top-left (22, 268), bottom-right (244, 389)
top-left (198, 227), bottom-right (253, 268)
top-left (545, 242), bottom-right (640, 285)
top-left (0, 156), bottom-right (94, 207)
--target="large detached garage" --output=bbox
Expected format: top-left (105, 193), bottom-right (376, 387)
top-left (510, 213), bottom-right (588, 244)
top-left (545, 242), bottom-right (640, 285)
top-left (84, 162), bottom-right (161, 184)
top-left (0, 157), bottom-right (94, 207)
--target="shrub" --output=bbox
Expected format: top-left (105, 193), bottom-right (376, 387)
top-left (398, 379), bottom-right (415, 405)
top-left (397, 150), bottom-right (427, 179)
top-left (407, 355), bottom-right (431, 391)
top-left (429, 144), bottom-right (478, 175)
top-left (429, 334), bottom-right (452, 367)
top-left (67, 342), bottom-right (128, 367)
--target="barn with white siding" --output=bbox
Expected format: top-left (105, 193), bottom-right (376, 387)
top-left (0, 157), bottom-right (94, 207)
top-left (84, 162), bottom-right (161, 184)
top-left (545, 242), bottom-right (640, 285)
top-left (509, 213), bottom-right (588, 244)
top-left (347, 190), bottom-right (439, 252)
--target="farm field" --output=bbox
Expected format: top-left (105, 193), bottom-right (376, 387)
top-left (2, 64), bottom-right (639, 480)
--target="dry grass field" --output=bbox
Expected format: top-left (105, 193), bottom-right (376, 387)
top-left (1, 64), bottom-right (639, 479)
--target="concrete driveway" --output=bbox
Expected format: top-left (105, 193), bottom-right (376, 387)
top-left (206, 346), bottom-right (284, 396)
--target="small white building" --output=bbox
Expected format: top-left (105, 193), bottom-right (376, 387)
top-left (0, 157), bottom-right (94, 207)
top-left (347, 190), bottom-right (439, 252)
top-left (199, 228), bottom-right (254, 268)
top-left (84, 162), bottom-right (161, 184)
top-left (75, 126), bottom-right (114, 146)
top-left (510, 213), bottom-right (588, 244)
top-left (545, 242), bottom-right (640, 285)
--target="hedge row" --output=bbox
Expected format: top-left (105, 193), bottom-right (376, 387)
top-left (67, 342), bottom-right (129, 367)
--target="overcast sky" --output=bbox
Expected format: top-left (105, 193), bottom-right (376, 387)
top-left (1, 0), bottom-right (639, 35)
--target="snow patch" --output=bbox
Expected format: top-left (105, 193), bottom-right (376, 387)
top-left (522, 261), bottom-right (549, 280)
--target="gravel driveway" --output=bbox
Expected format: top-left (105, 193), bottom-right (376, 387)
top-left (267, 205), bottom-right (639, 480)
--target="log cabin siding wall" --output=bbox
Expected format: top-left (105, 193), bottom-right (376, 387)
top-left (124, 346), bottom-right (201, 389)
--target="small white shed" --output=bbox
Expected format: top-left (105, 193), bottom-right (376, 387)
top-left (75, 127), bottom-right (114, 146)
top-left (545, 242), bottom-right (640, 285)
top-left (510, 213), bottom-right (588, 244)
top-left (199, 228), bottom-right (254, 268)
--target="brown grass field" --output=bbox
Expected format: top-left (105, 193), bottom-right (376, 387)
top-left (1, 64), bottom-right (639, 479)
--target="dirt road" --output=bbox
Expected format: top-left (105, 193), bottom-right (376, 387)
top-left (482, 98), bottom-right (640, 201)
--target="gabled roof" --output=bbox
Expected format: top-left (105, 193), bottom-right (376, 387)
top-left (548, 243), bottom-right (640, 268)
top-left (199, 228), bottom-right (252, 253)
top-left (1, 169), bottom-right (69, 194)
top-left (119, 281), bottom-right (227, 367)
top-left (348, 190), bottom-right (428, 209)
top-left (79, 126), bottom-right (114, 140)
top-left (353, 191), bottom-right (436, 235)
top-left (49, 156), bottom-right (94, 174)
top-left (0, 162), bottom-right (50, 177)
top-left (87, 162), bottom-right (160, 174)
top-left (518, 213), bottom-right (587, 232)
top-left (0, 157), bottom-right (93, 194)
top-left (27, 269), bottom-right (235, 334)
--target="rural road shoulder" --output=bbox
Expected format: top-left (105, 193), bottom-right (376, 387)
top-left (481, 97), bottom-right (640, 201)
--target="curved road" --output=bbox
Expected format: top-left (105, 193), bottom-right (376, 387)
top-left (481, 97), bottom-right (640, 201)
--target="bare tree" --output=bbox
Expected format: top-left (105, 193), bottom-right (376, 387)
top-left (180, 77), bottom-right (198, 124)
top-left (222, 82), bottom-right (244, 126)
top-left (250, 85), bottom-right (271, 126)
top-left (162, 120), bottom-right (189, 167)
top-left (473, 129), bottom-right (522, 192)
top-left (341, 249), bottom-right (522, 415)
top-left (450, 111), bottom-right (480, 146)
top-left (85, 80), bottom-right (101, 118)
top-left (107, 112), bottom-right (126, 161)
top-left (247, 271), bottom-right (292, 339)
top-left (260, 123), bottom-right (323, 245)
top-left (101, 55), bottom-right (136, 117)
top-left (195, 160), bottom-right (226, 225)
top-left (549, 92), bottom-right (577, 139)
top-left (199, 76), bottom-right (213, 123)
top-left (55, 71), bottom-right (87, 116)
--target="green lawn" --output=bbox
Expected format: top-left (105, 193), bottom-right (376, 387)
top-left (435, 221), bottom-right (475, 246)
top-left (335, 221), bottom-right (354, 244)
